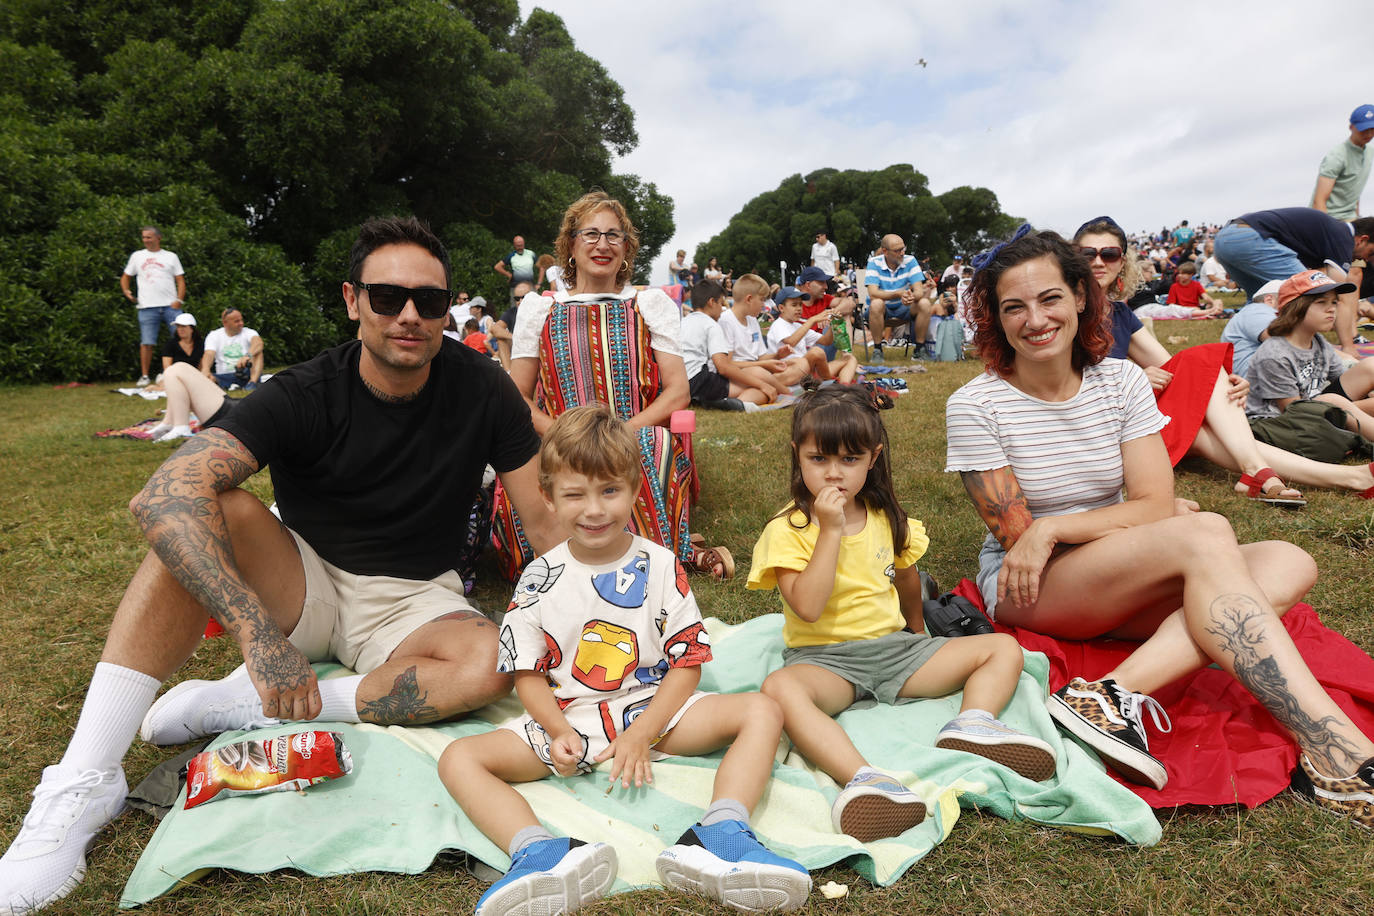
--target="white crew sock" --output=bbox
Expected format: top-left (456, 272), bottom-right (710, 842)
top-left (960, 708), bottom-right (996, 721)
top-left (60, 662), bottom-right (161, 772)
top-left (509, 825), bottom-right (555, 857)
top-left (317, 675), bottom-right (363, 723)
top-left (700, 797), bottom-right (750, 827)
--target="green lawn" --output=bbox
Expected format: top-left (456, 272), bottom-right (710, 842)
top-left (2, 318), bottom-right (1372, 914)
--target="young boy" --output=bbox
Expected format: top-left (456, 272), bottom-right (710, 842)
top-left (681, 279), bottom-right (781, 410)
top-left (1166, 262), bottom-right (1223, 316)
top-left (766, 288), bottom-right (859, 384)
top-left (717, 274), bottom-right (809, 391)
top-left (462, 318), bottom-right (489, 353)
top-left (439, 405), bottom-right (810, 916)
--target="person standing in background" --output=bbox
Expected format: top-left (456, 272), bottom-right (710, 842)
top-left (1311, 105), bottom-right (1374, 220)
top-left (121, 226), bottom-right (186, 387)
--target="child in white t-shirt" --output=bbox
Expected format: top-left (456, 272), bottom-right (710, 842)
top-left (439, 406), bottom-right (811, 915)
top-left (718, 274), bottom-right (812, 390)
top-left (681, 279), bottom-right (784, 410)
top-left (767, 289), bottom-right (858, 384)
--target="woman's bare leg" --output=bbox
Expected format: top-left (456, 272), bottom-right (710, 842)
top-left (1190, 426), bottom-right (1373, 492)
top-left (997, 512), bottom-right (1373, 775)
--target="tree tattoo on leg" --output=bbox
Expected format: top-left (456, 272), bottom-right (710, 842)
top-left (1204, 593), bottom-right (1361, 773)
top-left (359, 666), bottom-right (440, 725)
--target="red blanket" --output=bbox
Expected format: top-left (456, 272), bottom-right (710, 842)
top-left (953, 579), bottom-right (1374, 808)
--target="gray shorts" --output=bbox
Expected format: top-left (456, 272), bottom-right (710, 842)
top-left (782, 628), bottom-right (950, 705)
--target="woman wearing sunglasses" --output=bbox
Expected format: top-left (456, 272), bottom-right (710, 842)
top-left (1074, 217), bottom-right (1374, 501)
top-left (491, 191), bottom-right (734, 579)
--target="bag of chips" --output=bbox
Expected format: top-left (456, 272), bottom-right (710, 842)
top-left (184, 731), bottom-right (353, 810)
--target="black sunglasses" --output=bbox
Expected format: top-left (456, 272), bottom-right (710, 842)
top-left (1078, 246), bottom-right (1123, 264)
top-left (353, 282), bottom-right (452, 319)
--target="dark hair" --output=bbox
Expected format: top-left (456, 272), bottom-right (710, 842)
top-left (780, 386), bottom-right (907, 555)
top-left (967, 229), bottom-right (1112, 379)
top-left (1267, 292), bottom-right (1327, 338)
top-left (347, 216), bottom-right (452, 291)
top-left (1352, 217), bottom-right (1374, 240)
top-left (691, 278), bottom-right (726, 309)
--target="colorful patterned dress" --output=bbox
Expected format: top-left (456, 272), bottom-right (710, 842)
top-left (491, 294), bottom-right (694, 580)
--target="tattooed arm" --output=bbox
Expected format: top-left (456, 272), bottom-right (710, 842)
top-left (128, 429), bottom-right (321, 721)
top-left (959, 434), bottom-right (1177, 608)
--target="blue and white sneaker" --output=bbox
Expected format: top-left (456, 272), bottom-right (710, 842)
top-left (935, 711), bottom-right (1057, 781)
top-left (830, 770), bottom-right (926, 841)
top-left (656, 820), bottom-right (810, 912)
top-left (475, 837), bottom-right (616, 916)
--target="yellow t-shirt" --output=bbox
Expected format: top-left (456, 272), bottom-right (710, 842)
top-left (746, 505), bottom-right (929, 648)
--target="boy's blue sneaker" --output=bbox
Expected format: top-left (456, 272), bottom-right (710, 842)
top-left (935, 711), bottom-right (1057, 781)
top-left (655, 820), bottom-right (810, 912)
top-left (830, 770), bottom-right (926, 841)
top-left (475, 837), bottom-right (616, 916)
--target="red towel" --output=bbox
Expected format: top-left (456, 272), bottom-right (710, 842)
top-left (953, 578), bottom-right (1374, 808)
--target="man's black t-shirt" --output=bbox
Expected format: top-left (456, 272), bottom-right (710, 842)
top-left (211, 338), bottom-right (539, 580)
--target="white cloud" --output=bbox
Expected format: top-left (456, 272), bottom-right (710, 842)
top-left (521, 0), bottom-right (1370, 280)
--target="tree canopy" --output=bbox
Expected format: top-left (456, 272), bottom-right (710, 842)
top-left (692, 165), bottom-right (1019, 282)
top-left (0, 0), bottom-right (673, 381)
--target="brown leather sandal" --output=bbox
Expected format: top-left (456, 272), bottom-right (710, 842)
top-left (1235, 467), bottom-right (1305, 508)
top-left (688, 544), bottom-right (735, 579)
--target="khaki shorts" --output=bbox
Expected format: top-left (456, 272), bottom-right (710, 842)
top-left (782, 628), bottom-right (949, 706)
top-left (285, 529), bottom-right (483, 674)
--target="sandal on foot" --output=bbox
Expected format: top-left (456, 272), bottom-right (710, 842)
top-left (689, 532), bottom-right (706, 548)
top-left (1236, 467), bottom-right (1306, 508)
top-left (1357, 462), bottom-right (1374, 500)
top-left (688, 544), bottom-right (735, 579)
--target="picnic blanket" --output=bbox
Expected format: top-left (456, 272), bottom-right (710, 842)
top-left (119, 614), bottom-right (1159, 908)
top-left (952, 579), bottom-right (1374, 809)
top-left (94, 417), bottom-right (201, 441)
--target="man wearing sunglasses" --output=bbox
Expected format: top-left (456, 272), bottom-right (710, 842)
top-left (0, 217), bottom-right (562, 913)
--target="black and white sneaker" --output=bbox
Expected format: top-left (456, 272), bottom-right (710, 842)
top-left (1048, 677), bottom-right (1171, 789)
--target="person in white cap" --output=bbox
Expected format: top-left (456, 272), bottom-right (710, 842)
top-left (1220, 278), bottom-right (1284, 376)
top-left (1311, 104), bottom-right (1374, 220)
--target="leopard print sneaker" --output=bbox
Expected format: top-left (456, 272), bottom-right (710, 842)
top-left (1047, 677), bottom-right (1170, 789)
top-left (1291, 755), bottom-right (1374, 828)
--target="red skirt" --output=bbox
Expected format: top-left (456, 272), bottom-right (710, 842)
top-left (1154, 342), bottom-right (1233, 466)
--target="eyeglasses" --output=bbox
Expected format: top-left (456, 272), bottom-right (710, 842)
top-left (353, 282), bottom-right (452, 319)
top-left (572, 228), bottom-right (626, 246)
top-left (1079, 246), bottom-right (1123, 263)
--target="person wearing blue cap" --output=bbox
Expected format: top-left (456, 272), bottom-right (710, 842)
top-left (1311, 105), bottom-right (1374, 221)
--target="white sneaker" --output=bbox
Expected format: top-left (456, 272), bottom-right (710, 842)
top-left (135, 376), bottom-right (150, 388)
top-left (153, 425), bottom-right (193, 443)
top-left (139, 666), bottom-right (279, 746)
top-left (0, 765), bottom-right (127, 915)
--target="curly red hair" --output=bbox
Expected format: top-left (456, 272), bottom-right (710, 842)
top-left (967, 229), bottom-right (1113, 378)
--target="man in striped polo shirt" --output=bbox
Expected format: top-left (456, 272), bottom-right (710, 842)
top-left (864, 234), bottom-right (930, 359)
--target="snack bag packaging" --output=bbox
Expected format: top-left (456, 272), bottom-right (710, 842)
top-left (184, 731), bottom-right (353, 810)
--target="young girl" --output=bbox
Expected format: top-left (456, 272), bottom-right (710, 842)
top-left (1245, 269), bottom-right (1374, 444)
top-left (750, 387), bottom-right (1055, 843)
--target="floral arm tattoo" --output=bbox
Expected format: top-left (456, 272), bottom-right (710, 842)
top-left (959, 467), bottom-right (1034, 552)
top-left (129, 430), bottom-right (310, 694)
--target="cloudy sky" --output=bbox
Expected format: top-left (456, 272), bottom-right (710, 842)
top-left (519, 0), bottom-right (1369, 280)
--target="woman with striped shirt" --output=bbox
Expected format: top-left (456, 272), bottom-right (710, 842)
top-left (942, 227), bottom-right (1374, 825)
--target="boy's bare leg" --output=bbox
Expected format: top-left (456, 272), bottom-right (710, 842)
top-left (438, 730), bottom-right (551, 850)
top-left (654, 693), bottom-right (783, 810)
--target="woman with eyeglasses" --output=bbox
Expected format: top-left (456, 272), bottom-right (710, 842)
top-left (1073, 217), bottom-right (1374, 501)
top-left (491, 191), bottom-right (734, 579)
top-left (944, 227), bottom-right (1374, 820)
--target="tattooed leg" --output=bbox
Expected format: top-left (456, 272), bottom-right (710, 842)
top-left (358, 666), bottom-right (440, 724)
top-left (1204, 593), bottom-right (1367, 774)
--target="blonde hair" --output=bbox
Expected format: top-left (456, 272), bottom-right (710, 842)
top-left (733, 273), bottom-right (769, 300)
top-left (554, 191), bottom-right (640, 291)
top-left (539, 404), bottom-right (641, 493)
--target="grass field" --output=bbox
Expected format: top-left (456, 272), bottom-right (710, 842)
top-left (2, 317), bottom-right (1373, 915)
